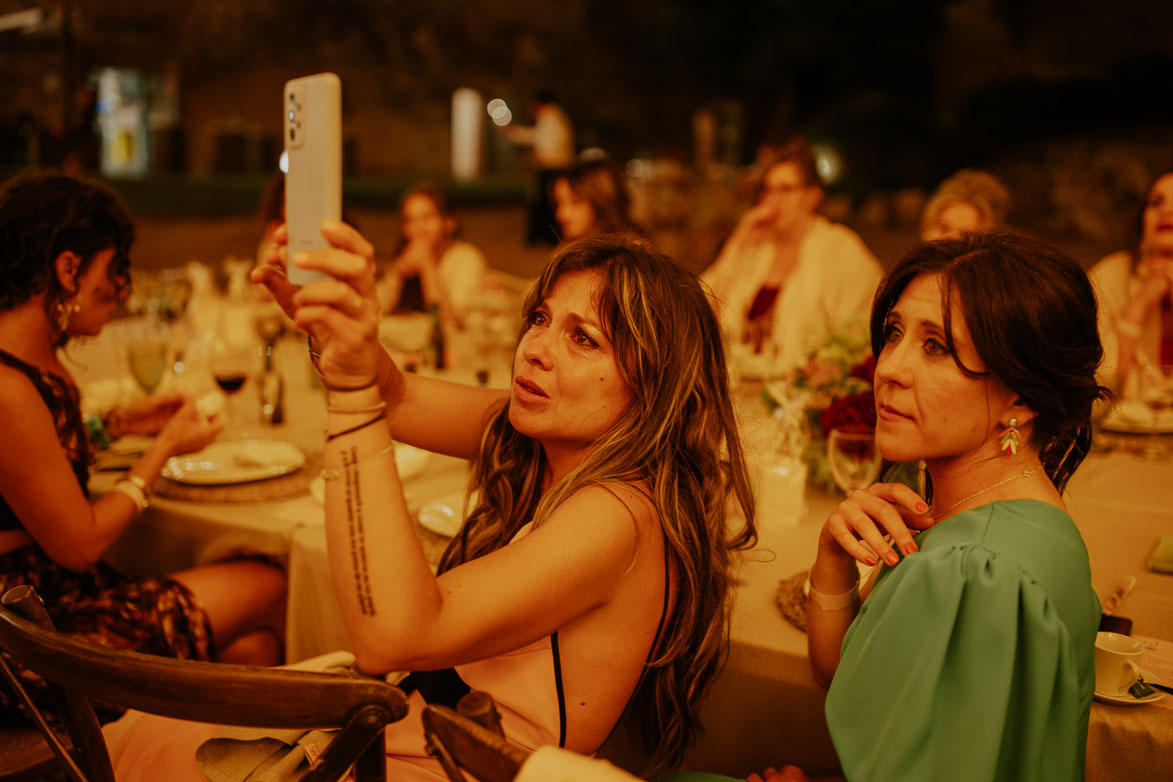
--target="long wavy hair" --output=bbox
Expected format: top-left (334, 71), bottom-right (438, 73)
top-left (437, 234), bottom-right (756, 773)
top-left (870, 231), bottom-right (1109, 493)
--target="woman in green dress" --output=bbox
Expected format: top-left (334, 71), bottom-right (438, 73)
top-left (679, 231), bottom-right (1107, 782)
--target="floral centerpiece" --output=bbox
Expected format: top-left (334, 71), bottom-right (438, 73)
top-left (764, 317), bottom-right (876, 492)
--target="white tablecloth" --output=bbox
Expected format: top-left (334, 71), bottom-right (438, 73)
top-left (73, 327), bottom-right (1172, 781)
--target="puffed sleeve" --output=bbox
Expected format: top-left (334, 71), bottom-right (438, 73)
top-left (825, 544), bottom-right (1090, 782)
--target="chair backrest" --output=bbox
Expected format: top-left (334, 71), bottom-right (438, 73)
top-left (0, 585), bottom-right (408, 782)
top-left (422, 695), bottom-right (528, 782)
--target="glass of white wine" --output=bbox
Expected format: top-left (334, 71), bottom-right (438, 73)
top-left (126, 339), bottom-right (169, 395)
top-left (827, 427), bottom-right (883, 495)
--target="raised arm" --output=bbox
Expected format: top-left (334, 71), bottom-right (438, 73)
top-left (253, 221), bottom-right (508, 460)
top-left (286, 224), bottom-right (651, 672)
top-left (807, 482), bottom-right (934, 686)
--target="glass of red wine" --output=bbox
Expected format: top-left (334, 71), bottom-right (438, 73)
top-left (210, 342), bottom-right (258, 439)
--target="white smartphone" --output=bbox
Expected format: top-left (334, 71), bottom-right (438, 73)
top-left (283, 72), bottom-right (341, 286)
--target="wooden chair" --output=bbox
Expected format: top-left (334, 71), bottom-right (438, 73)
top-left (422, 691), bottom-right (528, 782)
top-left (0, 584), bottom-right (408, 782)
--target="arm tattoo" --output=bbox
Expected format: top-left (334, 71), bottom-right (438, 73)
top-left (343, 445), bottom-right (377, 616)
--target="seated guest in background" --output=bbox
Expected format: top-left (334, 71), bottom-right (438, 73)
top-left (552, 157), bottom-right (643, 241)
top-left (0, 173), bottom-right (288, 725)
top-left (107, 232), bottom-right (757, 780)
top-left (1089, 169), bottom-right (1173, 388)
top-left (919, 169), bottom-right (1010, 241)
top-left (701, 137), bottom-right (881, 371)
top-left (377, 182), bottom-right (488, 328)
top-left (677, 232), bottom-right (1105, 782)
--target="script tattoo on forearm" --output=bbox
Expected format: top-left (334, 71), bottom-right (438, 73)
top-left (343, 446), bottom-right (377, 616)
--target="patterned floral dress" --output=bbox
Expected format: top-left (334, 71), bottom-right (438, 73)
top-left (0, 348), bottom-right (214, 727)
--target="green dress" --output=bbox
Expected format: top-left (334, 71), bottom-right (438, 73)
top-left (826, 499), bottom-right (1099, 782)
top-left (661, 500), bottom-right (1098, 782)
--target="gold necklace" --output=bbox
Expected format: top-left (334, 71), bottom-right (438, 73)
top-left (933, 468), bottom-right (1040, 520)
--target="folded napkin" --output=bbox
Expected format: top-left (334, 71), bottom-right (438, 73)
top-left (1150, 535), bottom-right (1173, 574)
top-left (516, 746), bottom-right (640, 782)
top-left (196, 651), bottom-right (356, 782)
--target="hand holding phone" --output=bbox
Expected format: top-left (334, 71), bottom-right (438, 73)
top-left (283, 72), bottom-right (341, 286)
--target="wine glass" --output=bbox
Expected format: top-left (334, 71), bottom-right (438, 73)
top-left (210, 343), bottom-right (259, 439)
top-left (126, 339), bottom-right (168, 395)
top-left (1136, 362), bottom-right (1173, 457)
top-left (827, 427), bottom-right (883, 494)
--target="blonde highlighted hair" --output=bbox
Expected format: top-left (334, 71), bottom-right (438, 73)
top-left (438, 234), bottom-right (755, 773)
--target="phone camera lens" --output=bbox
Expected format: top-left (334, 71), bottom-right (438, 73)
top-left (290, 128), bottom-right (297, 142)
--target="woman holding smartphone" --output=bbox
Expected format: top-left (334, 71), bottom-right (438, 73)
top-left (107, 228), bottom-right (756, 780)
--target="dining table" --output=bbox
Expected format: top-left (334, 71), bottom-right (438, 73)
top-left (71, 318), bottom-right (1173, 782)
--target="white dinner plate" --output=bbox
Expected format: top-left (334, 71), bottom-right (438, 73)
top-left (162, 439), bottom-right (306, 485)
top-left (308, 444), bottom-right (431, 505)
top-left (1094, 670), bottom-right (1168, 705)
top-left (1101, 399), bottom-right (1173, 434)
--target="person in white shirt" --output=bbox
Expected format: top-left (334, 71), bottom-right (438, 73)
top-left (505, 89), bottom-right (576, 246)
top-left (702, 137), bottom-right (882, 372)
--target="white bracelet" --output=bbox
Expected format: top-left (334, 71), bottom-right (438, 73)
top-left (320, 443), bottom-right (396, 482)
top-left (112, 481), bottom-right (149, 512)
top-left (1117, 318), bottom-right (1143, 340)
top-left (809, 581), bottom-right (859, 611)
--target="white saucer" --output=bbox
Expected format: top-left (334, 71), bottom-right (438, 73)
top-left (1094, 670), bottom-right (1168, 705)
top-left (417, 497), bottom-right (463, 538)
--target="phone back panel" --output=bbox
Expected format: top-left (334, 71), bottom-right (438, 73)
top-left (284, 72), bottom-right (341, 284)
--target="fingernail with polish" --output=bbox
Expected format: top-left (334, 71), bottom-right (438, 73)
top-left (865, 556), bottom-right (878, 567)
top-left (904, 542), bottom-right (918, 555)
top-left (916, 501), bottom-right (928, 512)
top-left (885, 551), bottom-right (900, 566)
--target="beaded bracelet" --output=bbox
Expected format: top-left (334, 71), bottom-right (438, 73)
top-left (808, 581), bottom-right (859, 611)
top-left (320, 443), bottom-right (396, 482)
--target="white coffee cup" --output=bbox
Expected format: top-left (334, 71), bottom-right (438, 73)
top-left (1094, 631), bottom-right (1144, 696)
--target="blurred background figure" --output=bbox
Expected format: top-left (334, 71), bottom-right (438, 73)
top-left (1089, 169), bottom-right (1173, 387)
top-left (504, 88), bottom-right (576, 246)
top-left (552, 157), bottom-right (642, 241)
top-left (701, 136), bottom-right (881, 372)
top-left (919, 169), bottom-right (1010, 241)
top-left (377, 183), bottom-right (488, 328)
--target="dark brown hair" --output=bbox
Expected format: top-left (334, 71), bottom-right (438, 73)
top-left (870, 231), bottom-right (1109, 492)
top-left (0, 171), bottom-right (134, 315)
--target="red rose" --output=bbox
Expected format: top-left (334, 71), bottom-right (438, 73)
top-left (849, 356), bottom-right (876, 384)
top-left (821, 390), bottom-right (877, 434)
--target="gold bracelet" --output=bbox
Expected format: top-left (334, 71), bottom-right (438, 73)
top-left (111, 481), bottom-right (149, 512)
top-left (320, 443), bottom-right (395, 482)
top-left (809, 581), bottom-right (859, 611)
